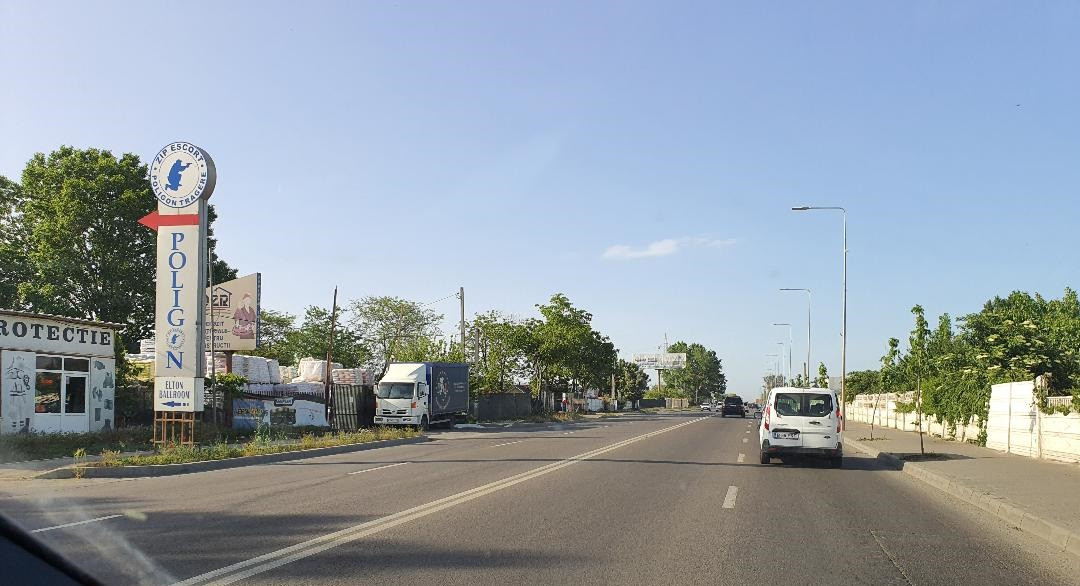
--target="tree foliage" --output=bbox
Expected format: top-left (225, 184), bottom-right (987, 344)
top-left (662, 341), bottom-right (727, 402)
top-left (614, 359), bottom-right (649, 402)
top-left (0, 147), bottom-right (236, 346)
top-left (814, 362), bottom-right (829, 389)
top-left (347, 296), bottom-right (443, 378)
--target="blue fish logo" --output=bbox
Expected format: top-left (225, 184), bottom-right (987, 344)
top-left (166, 159), bottom-right (191, 192)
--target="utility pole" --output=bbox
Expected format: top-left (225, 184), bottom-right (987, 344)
top-left (207, 242), bottom-right (215, 423)
top-left (324, 286), bottom-right (338, 426)
top-left (458, 287), bottom-right (466, 362)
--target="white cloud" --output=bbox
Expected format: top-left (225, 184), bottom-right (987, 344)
top-left (601, 237), bottom-right (735, 260)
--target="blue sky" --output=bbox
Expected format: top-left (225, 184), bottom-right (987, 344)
top-left (3, 1), bottom-right (1079, 397)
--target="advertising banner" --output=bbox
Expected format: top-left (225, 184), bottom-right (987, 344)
top-left (632, 353), bottom-right (687, 370)
top-left (205, 273), bottom-right (261, 352)
top-left (1, 351), bottom-right (35, 435)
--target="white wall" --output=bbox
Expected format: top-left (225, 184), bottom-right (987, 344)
top-left (848, 383), bottom-right (1080, 464)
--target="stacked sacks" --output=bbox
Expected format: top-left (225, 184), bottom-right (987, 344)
top-left (268, 359), bottom-right (282, 384)
top-left (294, 357), bottom-right (342, 383)
top-left (279, 365), bottom-right (297, 384)
top-left (331, 368), bottom-right (374, 385)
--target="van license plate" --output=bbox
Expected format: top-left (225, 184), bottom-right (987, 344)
top-left (773, 431), bottom-right (799, 440)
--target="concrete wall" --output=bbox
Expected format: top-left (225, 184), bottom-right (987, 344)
top-left (847, 393), bottom-right (981, 443)
top-left (848, 384), bottom-right (1080, 464)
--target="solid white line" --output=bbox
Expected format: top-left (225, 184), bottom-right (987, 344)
top-left (745, 430), bottom-right (750, 434)
top-left (742, 438), bottom-right (748, 443)
top-left (31, 514), bottom-right (122, 533)
top-left (347, 462), bottom-right (409, 476)
top-left (176, 416), bottom-right (710, 586)
top-left (722, 486), bottom-right (738, 509)
top-left (490, 441), bottom-right (523, 448)
top-left (737, 453), bottom-right (746, 463)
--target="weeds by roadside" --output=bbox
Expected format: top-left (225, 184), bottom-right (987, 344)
top-left (94, 426), bottom-right (419, 467)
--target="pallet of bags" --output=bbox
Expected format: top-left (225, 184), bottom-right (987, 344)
top-left (272, 383), bottom-right (298, 395)
top-left (249, 357), bottom-right (272, 384)
top-left (290, 382), bottom-right (325, 396)
top-left (280, 365), bottom-right (297, 384)
top-left (332, 368), bottom-right (374, 385)
top-left (297, 357), bottom-right (342, 383)
top-left (268, 359), bottom-right (282, 384)
top-left (230, 355), bottom-right (249, 379)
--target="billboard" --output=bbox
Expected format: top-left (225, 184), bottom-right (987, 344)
top-left (632, 353), bottom-right (687, 370)
top-left (205, 273), bottom-right (261, 351)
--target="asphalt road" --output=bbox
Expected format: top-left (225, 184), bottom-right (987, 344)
top-left (3, 412), bottom-right (1080, 585)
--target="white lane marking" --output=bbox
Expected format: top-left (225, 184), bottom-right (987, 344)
top-left (490, 441), bottom-right (523, 448)
top-left (722, 486), bottom-right (738, 509)
top-left (742, 438), bottom-right (748, 443)
top-left (31, 514), bottom-right (123, 533)
top-left (737, 453), bottom-right (745, 463)
top-left (347, 462), bottom-right (409, 476)
top-left (745, 430), bottom-right (750, 434)
top-left (177, 416), bottom-right (710, 586)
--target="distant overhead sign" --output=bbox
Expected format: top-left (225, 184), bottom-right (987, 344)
top-left (632, 353), bottom-right (687, 370)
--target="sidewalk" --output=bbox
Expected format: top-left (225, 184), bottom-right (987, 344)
top-left (845, 420), bottom-right (1080, 556)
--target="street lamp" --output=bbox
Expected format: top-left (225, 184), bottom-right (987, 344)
top-left (772, 323), bottom-right (792, 382)
top-left (777, 342), bottom-right (787, 382)
top-left (793, 205), bottom-right (847, 429)
top-left (780, 288), bottom-right (811, 384)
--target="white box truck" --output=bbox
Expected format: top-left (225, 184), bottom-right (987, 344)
top-left (373, 362), bottom-right (469, 430)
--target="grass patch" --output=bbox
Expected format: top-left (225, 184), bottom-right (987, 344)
top-left (518, 412), bottom-right (586, 424)
top-left (0, 427), bottom-right (156, 463)
top-left (95, 426), bottom-right (419, 467)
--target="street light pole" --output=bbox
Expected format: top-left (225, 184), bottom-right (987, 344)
top-left (772, 323), bottom-right (792, 382)
top-left (780, 288), bottom-right (811, 385)
top-left (793, 205), bottom-right (847, 429)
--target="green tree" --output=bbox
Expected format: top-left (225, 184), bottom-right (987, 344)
top-left (347, 296), bottom-right (443, 378)
top-left (6, 147), bottom-right (236, 347)
top-left (843, 369), bottom-right (880, 400)
top-left (663, 341), bottom-right (727, 403)
top-left (527, 293), bottom-right (615, 397)
top-left (614, 359), bottom-right (649, 403)
top-left (472, 311), bottom-right (529, 393)
top-left (241, 309), bottom-right (298, 365)
top-left (0, 175), bottom-right (28, 308)
top-left (814, 362), bottom-right (829, 389)
top-left (790, 373), bottom-right (807, 388)
top-left (909, 304), bottom-right (931, 453)
top-left (287, 305), bottom-right (368, 368)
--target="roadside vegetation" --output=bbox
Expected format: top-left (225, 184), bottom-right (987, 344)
top-left (844, 289), bottom-right (1080, 444)
top-left (89, 427), bottom-right (419, 467)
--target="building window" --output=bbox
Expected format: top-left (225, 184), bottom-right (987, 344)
top-left (33, 354), bottom-right (88, 416)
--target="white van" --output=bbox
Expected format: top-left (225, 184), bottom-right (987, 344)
top-left (758, 386), bottom-right (843, 467)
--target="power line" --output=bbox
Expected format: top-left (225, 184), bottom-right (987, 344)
top-left (421, 291), bottom-right (458, 307)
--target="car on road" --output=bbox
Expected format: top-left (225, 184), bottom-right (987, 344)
top-left (699, 403), bottom-right (711, 411)
top-left (719, 396), bottom-right (745, 417)
top-left (759, 386), bottom-right (842, 467)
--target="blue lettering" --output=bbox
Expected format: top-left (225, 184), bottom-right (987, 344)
top-left (169, 251), bottom-right (186, 270)
top-left (167, 351), bottom-right (183, 369)
top-left (167, 308), bottom-right (185, 326)
top-left (171, 270), bottom-right (183, 289)
top-left (170, 231), bottom-right (185, 249)
top-left (172, 288), bottom-right (181, 307)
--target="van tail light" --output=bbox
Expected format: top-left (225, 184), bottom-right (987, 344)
top-left (411, 402), bottom-right (417, 409)
top-left (764, 405), bottom-right (771, 431)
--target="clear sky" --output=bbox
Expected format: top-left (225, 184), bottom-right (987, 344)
top-left (2, 1), bottom-right (1079, 398)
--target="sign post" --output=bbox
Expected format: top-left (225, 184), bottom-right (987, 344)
top-left (142, 142), bottom-right (216, 444)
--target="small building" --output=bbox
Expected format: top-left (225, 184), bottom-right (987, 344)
top-left (0, 310), bottom-right (122, 434)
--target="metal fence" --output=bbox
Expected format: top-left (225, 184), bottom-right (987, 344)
top-left (472, 393), bottom-right (533, 420)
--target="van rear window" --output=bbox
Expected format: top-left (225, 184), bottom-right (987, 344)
top-left (774, 393), bottom-right (833, 417)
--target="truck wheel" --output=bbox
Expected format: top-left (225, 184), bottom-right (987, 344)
top-left (420, 416), bottom-right (429, 431)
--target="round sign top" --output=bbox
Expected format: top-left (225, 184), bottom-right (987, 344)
top-left (149, 142), bottom-right (216, 208)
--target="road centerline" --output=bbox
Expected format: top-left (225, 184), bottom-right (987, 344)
top-left (175, 415), bottom-right (709, 586)
top-left (347, 462), bottom-right (409, 476)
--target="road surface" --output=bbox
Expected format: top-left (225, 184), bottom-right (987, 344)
top-left (2, 413), bottom-right (1079, 585)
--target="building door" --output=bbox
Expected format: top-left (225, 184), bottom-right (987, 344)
top-left (32, 356), bottom-right (90, 434)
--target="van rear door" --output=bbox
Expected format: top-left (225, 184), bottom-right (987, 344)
top-left (771, 392), bottom-right (837, 449)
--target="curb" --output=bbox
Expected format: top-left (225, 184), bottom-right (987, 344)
top-left (35, 436), bottom-right (431, 479)
top-left (846, 437), bottom-right (1080, 557)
